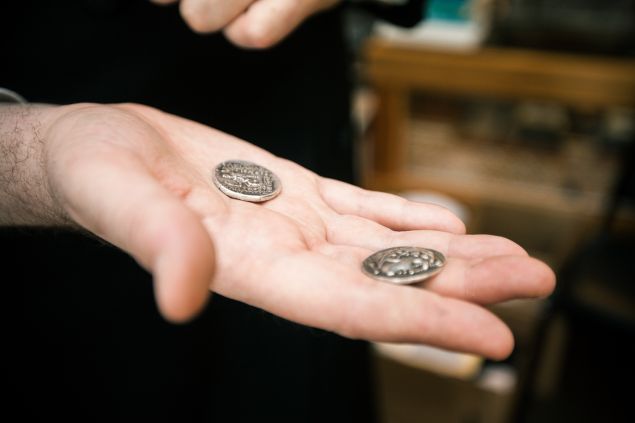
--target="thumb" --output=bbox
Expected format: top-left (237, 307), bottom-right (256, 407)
top-left (57, 150), bottom-right (214, 323)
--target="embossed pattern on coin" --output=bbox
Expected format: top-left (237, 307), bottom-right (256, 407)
top-left (362, 247), bottom-right (446, 284)
top-left (213, 160), bottom-right (281, 202)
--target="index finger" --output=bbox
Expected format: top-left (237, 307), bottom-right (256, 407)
top-left (319, 178), bottom-right (466, 234)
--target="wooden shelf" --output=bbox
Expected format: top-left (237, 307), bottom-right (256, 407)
top-left (365, 38), bottom-right (635, 108)
top-left (362, 37), bottom-right (635, 175)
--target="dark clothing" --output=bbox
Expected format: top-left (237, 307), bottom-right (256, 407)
top-left (1, 0), bottom-right (355, 179)
top-left (1, 1), bottom-right (420, 421)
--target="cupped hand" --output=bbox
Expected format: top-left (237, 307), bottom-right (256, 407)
top-left (151, 0), bottom-right (340, 48)
top-left (44, 103), bottom-right (555, 360)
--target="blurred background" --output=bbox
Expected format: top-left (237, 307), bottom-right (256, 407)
top-left (348, 0), bottom-right (635, 422)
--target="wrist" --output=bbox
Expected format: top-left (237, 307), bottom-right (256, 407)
top-left (0, 103), bottom-right (73, 226)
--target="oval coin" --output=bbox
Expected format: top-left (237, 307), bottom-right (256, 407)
top-left (214, 160), bottom-right (281, 202)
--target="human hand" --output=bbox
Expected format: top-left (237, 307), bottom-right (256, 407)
top-left (11, 103), bottom-right (554, 360)
top-left (150, 0), bottom-right (339, 48)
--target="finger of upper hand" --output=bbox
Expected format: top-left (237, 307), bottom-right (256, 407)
top-left (179, 0), bottom-right (254, 33)
top-left (223, 0), bottom-right (336, 49)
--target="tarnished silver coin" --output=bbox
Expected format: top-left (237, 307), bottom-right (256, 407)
top-left (213, 160), bottom-right (281, 202)
top-left (362, 247), bottom-right (446, 284)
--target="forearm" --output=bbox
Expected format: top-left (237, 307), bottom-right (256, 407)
top-left (0, 104), bottom-right (69, 225)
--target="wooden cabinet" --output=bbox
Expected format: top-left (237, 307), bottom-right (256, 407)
top-left (360, 37), bottom-right (635, 265)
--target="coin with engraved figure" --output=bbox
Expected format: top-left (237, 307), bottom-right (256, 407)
top-left (362, 247), bottom-right (446, 284)
top-left (213, 160), bottom-right (281, 202)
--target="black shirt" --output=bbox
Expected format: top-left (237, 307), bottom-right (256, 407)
top-left (0, 1), bottom-right (429, 421)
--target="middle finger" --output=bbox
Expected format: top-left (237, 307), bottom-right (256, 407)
top-left (326, 214), bottom-right (528, 261)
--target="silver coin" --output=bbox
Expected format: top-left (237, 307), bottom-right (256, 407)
top-left (362, 247), bottom-right (446, 284)
top-left (213, 160), bottom-right (281, 202)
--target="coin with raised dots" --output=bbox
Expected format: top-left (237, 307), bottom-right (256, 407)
top-left (362, 247), bottom-right (446, 284)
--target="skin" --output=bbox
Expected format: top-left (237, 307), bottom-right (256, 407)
top-left (0, 103), bottom-right (555, 360)
top-left (150, 0), bottom-right (341, 48)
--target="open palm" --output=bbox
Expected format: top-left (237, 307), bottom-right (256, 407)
top-left (45, 103), bottom-right (554, 360)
